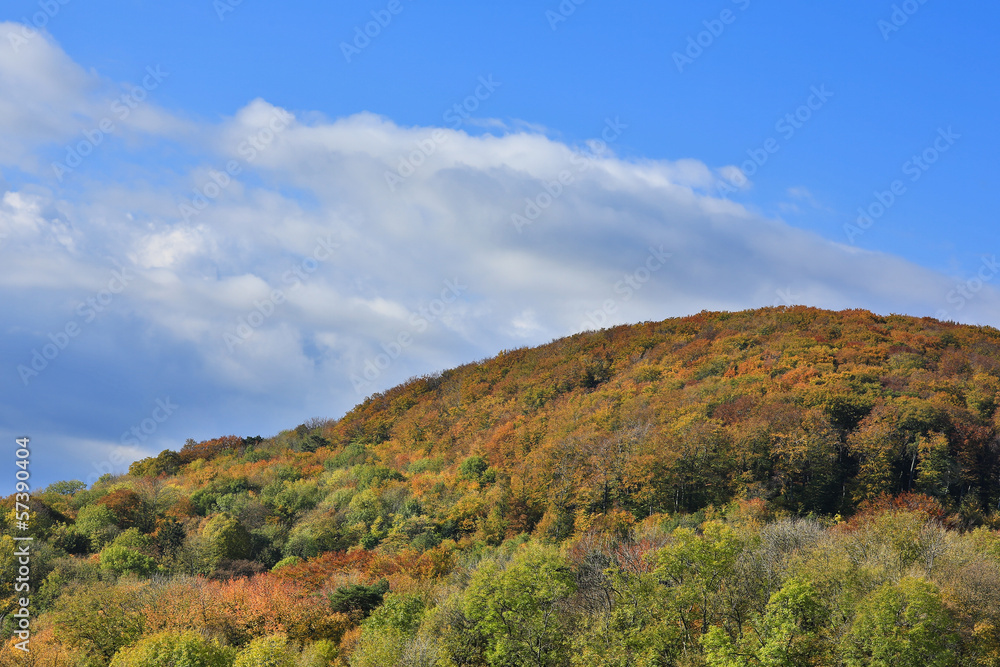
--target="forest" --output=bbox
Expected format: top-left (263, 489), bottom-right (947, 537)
top-left (4, 306), bottom-right (1000, 666)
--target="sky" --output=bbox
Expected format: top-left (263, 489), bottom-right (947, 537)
top-left (1, 0), bottom-right (998, 494)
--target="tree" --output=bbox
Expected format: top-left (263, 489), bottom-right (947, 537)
top-left (701, 578), bottom-right (830, 667)
top-left (460, 455), bottom-right (496, 484)
top-left (350, 591), bottom-right (431, 666)
top-left (464, 545), bottom-right (577, 667)
top-left (44, 480), bottom-right (87, 496)
top-left (842, 577), bottom-right (959, 667)
top-left (48, 580), bottom-right (151, 664)
top-left (571, 565), bottom-right (682, 667)
top-left (271, 556), bottom-right (301, 572)
top-left (655, 521), bottom-right (748, 652)
top-left (99, 488), bottom-right (154, 532)
top-left (915, 432), bottom-right (955, 498)
top-left (100, 545), bottom-right (158, 576)
top-left (129, 449), bottom-right (182, 478)
top-left (328, 579), bottom-right (389, 618)
top-left (203, 515), bottom-right (253, 567)
top-left (75, 503), bottom-right (121, 550)
top-left (109, 630), bottom-right (235, 667)
top-left (233, 635), bottom-right (296, 667)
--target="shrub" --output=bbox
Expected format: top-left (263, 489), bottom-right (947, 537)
top-left (109, 630), bottom-right (235, 667)
top-left (233, 635), bottom-right (296, 667)
top-left (271, 556), bottom-right (302, 572)
top-left (203, 515), bottom-right (253, 566)
top-left (100, 545), bottom-right (158, 576)
top-left (328, 579), bottom-right (389, 618)
top-left (75, 503), bottom-right (120, 550)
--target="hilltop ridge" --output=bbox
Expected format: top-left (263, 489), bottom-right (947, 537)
top-left (8, 306), bottom-right (1000, 665)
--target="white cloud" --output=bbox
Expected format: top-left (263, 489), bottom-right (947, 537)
top-left (130, 226), bottom-right (208, 269)
top-left (2, 28), bottom-right (999, 489)
top-left (0, 24), bottom-right (193, 174)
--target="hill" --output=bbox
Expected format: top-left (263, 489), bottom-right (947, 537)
top-left (6, 306), bottom-right (1000, 665)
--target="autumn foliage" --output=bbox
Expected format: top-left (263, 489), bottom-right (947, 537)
top-left (7, 307), bottom-right (1000, 665)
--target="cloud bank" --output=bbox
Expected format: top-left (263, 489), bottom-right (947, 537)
top-left (1, 24), bottom-right (997, 489)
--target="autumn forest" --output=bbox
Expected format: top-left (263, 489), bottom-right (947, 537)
top-left (5, 306), bottom-right (1000, 666)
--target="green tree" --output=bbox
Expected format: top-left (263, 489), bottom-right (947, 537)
top-left (49, 580), bottom-right (151, 665)
top-left (109, 630), bottom-right (235, 667)
top-left (299, 640), bottom-right (339, 667)
top-left (129, 449), bottom-right (182, 478)
top-left (915, 432), bottom-right (955, 498)
top-left (232, 635), bottom-right (296, 667)
top-left (365, 592), bottom-right (426, 635)
top-left (100, 544), bottom-right (158, 576)
top-left (702, 578), bottom-right (830, 667)
top-left (75, 503), bottom-right (121, 550)
top-left (350, 592), bottom-right (430, 667)
top-left (328, 579), bottom-right (389, 618)
top-left (571, 567), bottom-right (682, 667)
top-left (44, 479), bottom-right (87, 496)
top-left (460, 455), bottom-right (496, 484)
top-left (464, 545), bottom-right (577, 667)
top-left (271, 556), bottom-right (302, 572)
top-left (0, 535), bottom-right (19, 614)
top-left (655, 521), bottom-right (748, 651)
top-left (842, 577), bottom-right (959, 667)
top-left (203, 515), bottom-right (253, 566)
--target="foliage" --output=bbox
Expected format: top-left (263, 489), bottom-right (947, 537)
top-left (232, 634), bottom-right (297, 667)
top-left (12, 308), bottom-right (1000, 665)
top-left (328, 579), bottom-right (390, 618)
top-left (702, 578), bottom-right (831, 666)
top-left (464, 545), bottom-right (577, 666)
top-left (100, 544), bottom-right (158, 576)
top-left (74, 502), bottom-right (121, 550)
top-left (129, 449), bottom-right (183, 478)
top-left (203, 515), bottom-right (253, 566)
top-left (48, 580), bottom-right (151, 664)
top-left (44, 479), bottom-right (87, 496)
top-left (98, 488), bottom-right (154, 532)
top-left (842, 577), bottom-right (959, 667)
top-left (109, 630), bottom-right (235, 667)
top-left (271, 556), bottom-right (302, 572)
top-left (459, 455), bottom-right (497, 484)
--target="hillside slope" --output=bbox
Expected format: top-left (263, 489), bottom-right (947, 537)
top-left (323, 305), bottom-right (1000, 527)
top-left (7, 306), bottom-right (1000, 665)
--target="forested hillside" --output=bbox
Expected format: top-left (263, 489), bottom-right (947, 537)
top-left (6, 306), bottom-right (1000, 666)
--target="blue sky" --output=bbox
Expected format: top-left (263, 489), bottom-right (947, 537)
top-left (1, 0), bottom-right (998, 493)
